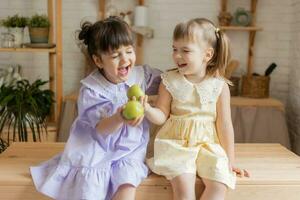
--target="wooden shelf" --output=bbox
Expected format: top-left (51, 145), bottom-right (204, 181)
top-left (0, 47), bottom-right (56, 53)
top-left (220, 26), bottom-right (262, 31)
top-left (219, 0), bottom-right (260, 76)
top-left (0, 0), bottom-right (62, 123)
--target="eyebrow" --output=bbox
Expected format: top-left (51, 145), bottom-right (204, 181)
top-left (172, 45), bottom-right (191, 49)
top-left (125, 47), bottom-right (133, 51)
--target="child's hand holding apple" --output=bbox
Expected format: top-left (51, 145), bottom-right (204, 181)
top-left (120, 84), bottom-right (149, 126)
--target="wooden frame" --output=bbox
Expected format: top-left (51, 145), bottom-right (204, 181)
top-left (0, 0), bottom-right (62, 123)
top-left (220, 0), bottom-right (262, 77)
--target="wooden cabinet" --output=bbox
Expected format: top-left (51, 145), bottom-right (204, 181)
top-left (219, 0), bottom-right (262, 76)
top-left (0, 0), bottom-right (62, 122)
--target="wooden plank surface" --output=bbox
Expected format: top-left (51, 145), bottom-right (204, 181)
top-left (230, 97), bottom-right (284, 110)
top-left (1, 143), bottom-right (300, 186)
top-left (1, 143), bottom-right (300, 200)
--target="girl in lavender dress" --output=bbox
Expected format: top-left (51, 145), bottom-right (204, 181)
top-left (30, 16), bottom-right (161, 200)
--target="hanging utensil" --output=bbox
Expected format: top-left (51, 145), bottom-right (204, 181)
top-left (264, 63), bottom-right (277, 76)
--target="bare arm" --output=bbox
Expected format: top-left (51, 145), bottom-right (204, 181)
top-left (96, 107), bottom-right (144, 135)
top-left (216, 84), bottom-right (235, 164)
top-left (95, 109), bottom-right (124, 134)
top-left (144, 82), bottom-right (172, 125)
top-left (216, 84), bottom-right (249, 177)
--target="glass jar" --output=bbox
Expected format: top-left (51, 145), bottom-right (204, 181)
top-left (1, 32), bottom-right (15, 48)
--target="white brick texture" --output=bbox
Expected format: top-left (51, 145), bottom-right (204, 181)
top-left (287, 0), bottom-right (300, 155)
top-left (0, 0), bottom-right (295, 103)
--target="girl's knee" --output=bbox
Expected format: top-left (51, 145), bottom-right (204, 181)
top-left (172, 190), bottom-right (196, 200)
top-left (171, 174), bottom-right (196, 200)
top-left (112, 184), bottom-right (136, 200)
top-left (202, 179), bottom-right (227, 193)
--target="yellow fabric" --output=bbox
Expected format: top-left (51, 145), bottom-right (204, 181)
top-left (147, 70), bottom-right (236, 189)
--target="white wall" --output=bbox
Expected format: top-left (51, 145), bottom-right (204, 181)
top-left (145, 0), bottom-right (293, 104)
top-left (287, 0), bottom-right (300, 154)
top-left (0, 0), bottom-right (293, 104)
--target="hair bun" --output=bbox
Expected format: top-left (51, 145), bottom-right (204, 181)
top-left (78, 21), bottom-right (93, 45)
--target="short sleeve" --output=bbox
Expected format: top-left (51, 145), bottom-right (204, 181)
top-left (77, 87), bottom-right (112, 128)
top-left (143, 65), bottom-right (162, 95)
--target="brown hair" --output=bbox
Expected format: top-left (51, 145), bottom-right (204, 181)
top-left (173, 18), bottom-right (230, 78)
top-left (77, 16), bottom-right (133, 73)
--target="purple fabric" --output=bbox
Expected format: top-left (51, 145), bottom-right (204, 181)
top-left (30, 65), bottom-right (161, 200)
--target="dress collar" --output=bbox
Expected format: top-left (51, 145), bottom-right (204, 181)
top-left (80, 67), bottom-right (141, 94)
top-left (163, 70), bottom-right (224, 104)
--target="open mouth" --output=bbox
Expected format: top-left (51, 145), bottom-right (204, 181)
top-left (118, 64), bottom-right (130, 76)
top-left (178, 63), bottom-right (187, 68)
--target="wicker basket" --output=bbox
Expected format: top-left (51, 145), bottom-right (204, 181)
top-left (241, 75), bottom-right (270, 98)
top-left (229, 76), bottom-right (240, 96)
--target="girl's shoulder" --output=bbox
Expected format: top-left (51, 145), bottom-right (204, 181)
top-left (160, 70), bottom-right (226, 104)
top-left (80, 70), bottom-right (112, 97)
top-left (160, 69), bottom-right (180, 83)
top-left (160, 70), bottom-right (191, 102)
top-left (196, 76), bottom-right (226, 104)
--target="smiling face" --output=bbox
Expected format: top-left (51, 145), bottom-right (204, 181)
top-left (172, 38), bottom-right (214, 82)
top-left (93, 45), bottom-right (136, 84)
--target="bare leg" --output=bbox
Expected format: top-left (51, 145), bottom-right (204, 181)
top-left (112, 184), bottom-right (136, 200)
top-left (170, 173), bottom-right (196, 200)
top-left (199, 178), bottom-right (227, 200)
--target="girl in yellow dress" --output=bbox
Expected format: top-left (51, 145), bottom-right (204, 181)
top-left (143, 18), bottom-right (249, 200)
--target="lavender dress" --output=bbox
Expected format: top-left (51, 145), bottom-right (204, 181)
top-left (30, 65), bottom-right (161, 200)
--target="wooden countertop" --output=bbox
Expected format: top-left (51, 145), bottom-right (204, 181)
top-left (1, 143), bottom-right (300, 186)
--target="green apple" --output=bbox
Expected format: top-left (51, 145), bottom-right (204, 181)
top-left (122, 100), bottom-right (144, 120)
top-left (127, 84), bottom-right (145, 100)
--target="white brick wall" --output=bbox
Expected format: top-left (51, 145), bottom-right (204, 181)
top-left (287, 0), bottom-right (300, 154)
top-left (0, 0), bottom-right (294, 103)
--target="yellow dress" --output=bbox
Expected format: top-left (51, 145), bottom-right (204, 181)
top-left (147, 70), bottom-right (236, 189)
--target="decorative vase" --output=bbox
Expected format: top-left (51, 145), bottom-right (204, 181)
top-left (8, 27), bottom-right (24, 47)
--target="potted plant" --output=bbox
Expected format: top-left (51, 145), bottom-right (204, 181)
top-left (0, 79), bottom-right (55, 153)
top-left (0, 14), bottom-right (28, 47)
top-left (27, 14), bottom-right (50, 43)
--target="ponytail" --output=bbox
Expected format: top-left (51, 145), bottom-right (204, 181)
top-left (207, 29), bottom-right (230, 77)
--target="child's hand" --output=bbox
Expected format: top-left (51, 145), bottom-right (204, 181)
top-left (126, 115), bottom-right (144, 127)
top-left (137, 95), bottom-right (151, 113)
top-left (117, 104), bottom-right (144, 127)
top-left (230, 164), bottom-right (250, 178)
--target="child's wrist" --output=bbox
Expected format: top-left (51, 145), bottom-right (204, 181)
top-left (144, 103), bottom-right (152, 113)
top-left (114, 111), bottom-right (124, 123)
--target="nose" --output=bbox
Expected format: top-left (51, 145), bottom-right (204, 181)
top-left (120, 53), bottom-right (129, 64)
top-left (173, 51), bottom-right (182, 59)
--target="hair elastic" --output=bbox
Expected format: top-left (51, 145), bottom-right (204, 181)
top-left (215, 27), bottom-right (220, 39)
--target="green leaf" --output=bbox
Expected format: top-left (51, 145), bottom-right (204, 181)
top-left (28, 14), bottom-right (50, 28)
top-left (0, 78), bottom-right (54, 149)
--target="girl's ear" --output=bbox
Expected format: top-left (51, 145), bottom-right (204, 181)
top-left (92, 55), bottom-right (103, 68)
top-left (205, 47), bottom-right (214, 62)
